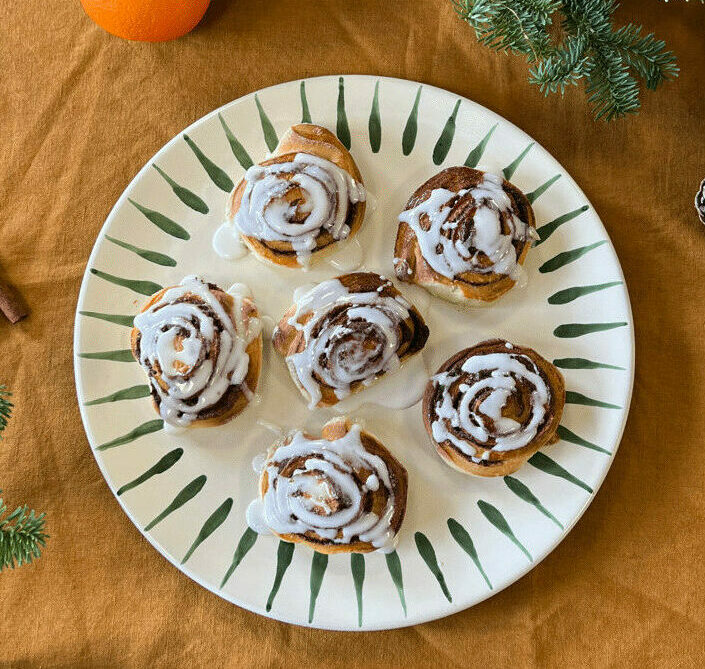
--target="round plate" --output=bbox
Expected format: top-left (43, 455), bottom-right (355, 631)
top-left (74, 75), bottom-right (634, 631)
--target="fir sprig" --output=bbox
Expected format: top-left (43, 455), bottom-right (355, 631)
top-left (452, 0), bottom-right (679, 120)
top-left (0, 491), bottom-right (49, 572)
top-left (0, 387), bottom-right (49, 571)
top-left (0, 386), bottom-right (12, 437)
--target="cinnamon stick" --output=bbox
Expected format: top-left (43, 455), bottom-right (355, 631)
top-left (0, 279), bottom-right (28, 323)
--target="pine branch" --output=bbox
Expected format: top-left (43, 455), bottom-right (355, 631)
top-left (0, 491), bottom-right (49, 572)
top-left (610, 24), bottom-right (679, 90)
top-left (0, 386), bottom-right (12, 437)
top-left (453, 0), bottom-right (679, 121)
top-left (0, 388), bottom-right (50, 572)
top-left (529, 36), bottom-right (591, 94)
top-left (453, 0), bottom-right (560, 61)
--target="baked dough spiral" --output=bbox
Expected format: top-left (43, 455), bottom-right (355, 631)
top-left (273, 272), bottom-right (429, 408)
top-left (423, 339), bottom-right (564, 476)
top-left (248, 417), bottom-right (408, 554)
top-left (131, 276), bottom-right (262, 428)
top-left (394, 167), bottom-right (537, 304)
top-left (227, 124), bottom-right (366, 267)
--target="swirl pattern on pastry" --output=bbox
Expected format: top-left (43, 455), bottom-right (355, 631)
top-left (226, 124), bottom-right (366, 267)
top-left (273, 272), bottom-right (429, 408)
top-left (394, 167), bottom-right (537, 304)
top-left (423, 339), bottom-right (564, 476)
top-left (131, 276), bottom-right (262, 428)
top-left (248, 418), bottom-right (408, 553)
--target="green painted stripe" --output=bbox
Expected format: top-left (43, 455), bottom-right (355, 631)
top-left (220, 527), bottom-right (258, 588)
top-left (368, 80), bottom-right (381, 153)
top-left (254, 94), bottom-right (278, 153)
top-left (447, 518), bottom-right (492, 590)
top-left (402, 86), bottom-right (422, 156)
top-left (557, 425), bottom-right (612, 455)
top-left (84, 384), bottom-right (150, 406)
top-left (128, 198), bottom-right (190, 240)
top-left (504, 476), bottom-right (563, 529)
top-left (183, 134), bottom-right (234, 192)
top-left (384, 550), bottom-right (407, 615)
top-left (414, 532), bottom-right (452, 602)
top-left (553, 357), bottom-right (625, 371)
top-left (529, 452), bottom-right (593, 493)
top-left (548, 281), bottom-right (622, 305)
top-left (350, 553), bottom-right (365, 627)
top-left (433, 99), bottom-right (461, 165)
top-left (539, 241), bottom-right (607, 273)
top-left (116, 448), bottom-right (183, 496)
top-left (477, 500), bottom-right (532, 562)
top-left (96, 419), bottom-right (164, 451)
top-left (464, 123), bottom-right (497, 168)
top-left (89, 269), bottom-right (161, 296)
top-left (218, 113), bottom-right (254, 171)
top-left (144, 475), bottom-right (207, 531)
top-left (152, 164), bottom-right (209, 214)
top-left (566, 390), bottom-right (621, 409)
top-left (266, 540), bottom-right (295, 612)
top-left (300, 81), bottom-right (312, 123)
top-left (182, 498), bottom-right (233, 565)
top-left (79, 311), bottom-right (134, 327)
top-left (503, 142), bottom-right (534, 181)
top-left (526, 174), bottom-right (561, 204)
top-left (78, 349), bottom-right (134, 363)
top-left (105, 235), bottom-right (176, 267)
top-left (336, 77), bottom-right (351, 150)
top-left (554, 321), bottom-right (627, 338)
top-left (308, 552), bottom-right (328, 624)
top-left (535, 205), bottom-right (589, 245)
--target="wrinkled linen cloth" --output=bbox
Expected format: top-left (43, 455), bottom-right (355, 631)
top-left (1, 1), bottom-right (704, 666)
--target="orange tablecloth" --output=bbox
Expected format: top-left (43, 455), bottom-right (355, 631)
top-left (2, 1), bottom-right (704, 666)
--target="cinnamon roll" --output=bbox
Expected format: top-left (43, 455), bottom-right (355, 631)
top-left (423, 339), bottom-right (564, 476)
top-left (272, 272), bottom-right (429, 409)
top-left (225, 124), bottom-right (366, 267)
top-left (130, 276), bottom-right (262, 428)
top-left (247, 417), bottom-right (408, 554)
top-left (394, 167), bottom-right (537, 305)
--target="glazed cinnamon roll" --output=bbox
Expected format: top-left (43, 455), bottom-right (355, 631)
top-left (423, 339), bottom-right (564, 476)
top-left (394, 167), bottom-right (537, 305)
top-left (131, 276), bottom-right (262, 428)
top-left (272, 272), bottom-right (429, 408)
top-left (247, 417), bottom-right (408, 553)
top-left (225, 124), bottom-right (366, 267)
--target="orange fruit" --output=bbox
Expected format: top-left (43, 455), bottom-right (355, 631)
top-left (80, 0), bottom-right (211, 42)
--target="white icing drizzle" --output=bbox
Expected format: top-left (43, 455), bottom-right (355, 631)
top-left (230, 152), bottom-right (366, 265)
top-left (249, 424), bottom-right (398, 551)
top-left (282, 277), bottom-right (417, 408)
top-left (431, 351), bottom-right (550, 456)
top-left (133, 276), bottom-right (261, 427)
top-left (398, 173), bottom-right (530, 280)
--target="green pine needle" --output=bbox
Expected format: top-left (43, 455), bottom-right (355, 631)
top-left (0, 491), bottom-right (49, 572)
top-left (452, 0), bottom-right (679, 121)
top-left (0, 386), bottom-right (12, 438)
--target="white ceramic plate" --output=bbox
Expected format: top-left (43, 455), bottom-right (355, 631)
top-left (74, 75), bottom-right (634, 631)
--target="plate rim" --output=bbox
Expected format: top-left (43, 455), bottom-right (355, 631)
top-left (73, 73), bottom-right (636, 631)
